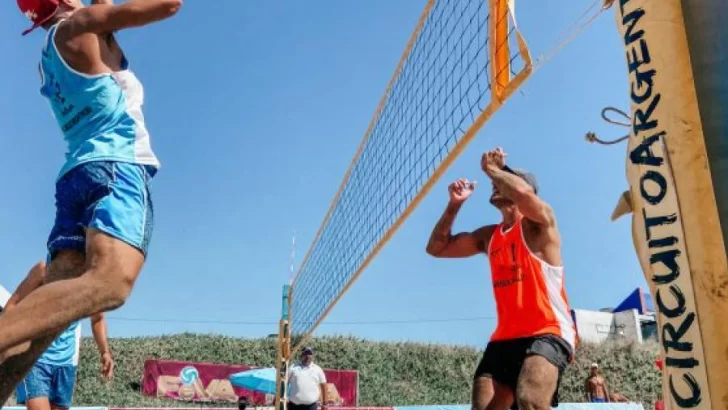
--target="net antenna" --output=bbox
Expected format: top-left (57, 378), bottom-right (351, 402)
top-left (290, 0), bottom-right (533, 354)
top-left (274, 233), bottom-right (296, 410)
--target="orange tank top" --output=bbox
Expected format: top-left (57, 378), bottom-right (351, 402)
top-left (487, 218), bottom-right (576, 349)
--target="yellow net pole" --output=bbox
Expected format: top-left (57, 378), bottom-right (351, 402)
top-left (274, 285), bottom-right (292, 410)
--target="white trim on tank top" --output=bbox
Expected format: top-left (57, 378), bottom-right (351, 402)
top-left (517, 219), bottom-right (576, 347)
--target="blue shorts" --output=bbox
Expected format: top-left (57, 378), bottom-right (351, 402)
top-left (591, 398), bottom-right (607, 403)
top-left (47, 161), bottom-right (156, 258)
top-left (16, 362), bottom-right (77, 408)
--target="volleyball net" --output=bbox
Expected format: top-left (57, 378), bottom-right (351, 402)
top-left (289, 0), bottom-right (533, 351)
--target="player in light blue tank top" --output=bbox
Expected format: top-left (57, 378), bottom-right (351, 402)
top-left (40, 17), bottom-right (159, 257)
top-left (37, 322), bottom-right (82, 367)
top-left (0, 0), bottom-right (181, 402)
top-left (41, 22), bottom-right (160, 181)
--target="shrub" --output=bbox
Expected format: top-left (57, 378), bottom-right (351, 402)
top-left (69, 334), bottom-right (660, 408)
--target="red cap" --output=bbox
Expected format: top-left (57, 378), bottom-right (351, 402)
top-left (17, 0), bottom-right (61, 36)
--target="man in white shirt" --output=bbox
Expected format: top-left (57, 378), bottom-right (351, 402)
top-left (288, 347), bottom-right (326, 410)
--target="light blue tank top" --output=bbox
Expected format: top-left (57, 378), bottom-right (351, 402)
top-left (39, 22), bottom-right (160, 180)
top-left (38, 321), bottom-right (81, 367)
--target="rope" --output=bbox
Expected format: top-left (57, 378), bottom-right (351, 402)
top-left (533, 0), bottom-right (613, 71)
top-left (525, 0), bottom-right (631, 147)
top-left (585, 106), bottom-right (631, 145)
top-left (601, 106), bottom-right (631, 127)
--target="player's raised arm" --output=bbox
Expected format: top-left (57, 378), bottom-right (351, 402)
top-left (482, 149), bottom-right (555, 228)
top-left (426, 179), bottom-right (495, 258)
top-left (66, 0), bottom-right (182, 36)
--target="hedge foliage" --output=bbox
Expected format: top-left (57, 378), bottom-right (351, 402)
top-left (15, 334), bottom-right (662, 408)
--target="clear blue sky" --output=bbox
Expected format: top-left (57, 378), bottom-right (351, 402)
top-left (0, 1), bottom-right (643, 348)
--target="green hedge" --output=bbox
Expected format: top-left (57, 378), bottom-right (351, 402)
top-left (19, 334), bottom-right (662, 408)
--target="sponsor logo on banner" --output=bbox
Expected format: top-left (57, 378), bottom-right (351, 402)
top-left (160, 365), bottom-right (232, 402)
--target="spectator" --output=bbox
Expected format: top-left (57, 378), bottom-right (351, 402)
top-left (585, 363), bottom-right (611, 403)
top-left (238, 395), bottom-right (249, 410)
top-left (288, 347), bottom-right (327, 410)
top-left (654, 358), bottom-right (664, 410)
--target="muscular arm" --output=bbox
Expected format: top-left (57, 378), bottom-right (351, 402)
top-left (426, 201), bottom-right (494, 258)
top-left (489, 168), bottom-right (555, 227)
top-left (91, 312), bottom-right (114, 380)
top-left (4, 262), bottom-right (46, 312)
top-left (64, 0), bottom-right (182, 36)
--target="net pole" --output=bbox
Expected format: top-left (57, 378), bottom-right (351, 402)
top-left (676, 1), bottom-right (728, 408)
top-left (274, 284), bottom-right (292, 410)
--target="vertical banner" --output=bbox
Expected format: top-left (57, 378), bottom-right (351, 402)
top-left (615, 0), bottom-right (728, 408)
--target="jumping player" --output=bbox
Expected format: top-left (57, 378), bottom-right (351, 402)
top-left (426, 148), bottom-right (576, 410)
top-left (0, 0), bottom-right (181, 402)
top-left (7, 261), bottom-right (114, 410)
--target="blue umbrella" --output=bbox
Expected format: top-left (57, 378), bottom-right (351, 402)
top-left (229, 367), bottom-right (278, 395)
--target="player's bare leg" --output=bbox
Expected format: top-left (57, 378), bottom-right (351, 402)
top-left (0, 230), bottom-right (144, 404)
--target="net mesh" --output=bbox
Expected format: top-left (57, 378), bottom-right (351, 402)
top-left (291, 0), bottom-right (530, 341)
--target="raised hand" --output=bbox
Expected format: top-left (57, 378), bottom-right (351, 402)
top-left (448, 178), bottom-right (476, 204)
top-left (481, 147), bottom-right (507, 176)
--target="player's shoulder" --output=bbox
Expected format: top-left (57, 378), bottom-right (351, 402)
top-left (475, 224), bottom-right (498, 238)
top-left (523, 209), bottom-right (559, 233)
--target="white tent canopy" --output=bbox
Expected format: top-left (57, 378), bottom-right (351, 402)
top-left (0, 283), bottom-right (10, 310)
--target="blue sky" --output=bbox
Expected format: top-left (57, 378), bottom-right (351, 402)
top-left (0, 1), bottom-right (643, 348)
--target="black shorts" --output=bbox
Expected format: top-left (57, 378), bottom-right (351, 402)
top-left (474, 334), bottom-right (572, 407)
top-left (288, 403), bottom-right (318, 410)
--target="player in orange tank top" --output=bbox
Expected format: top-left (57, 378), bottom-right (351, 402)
top-left (426, 148), bottom-right (576, 410)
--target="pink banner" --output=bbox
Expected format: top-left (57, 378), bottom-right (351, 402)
top-left (141, 359), bottom-right (359, 406)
